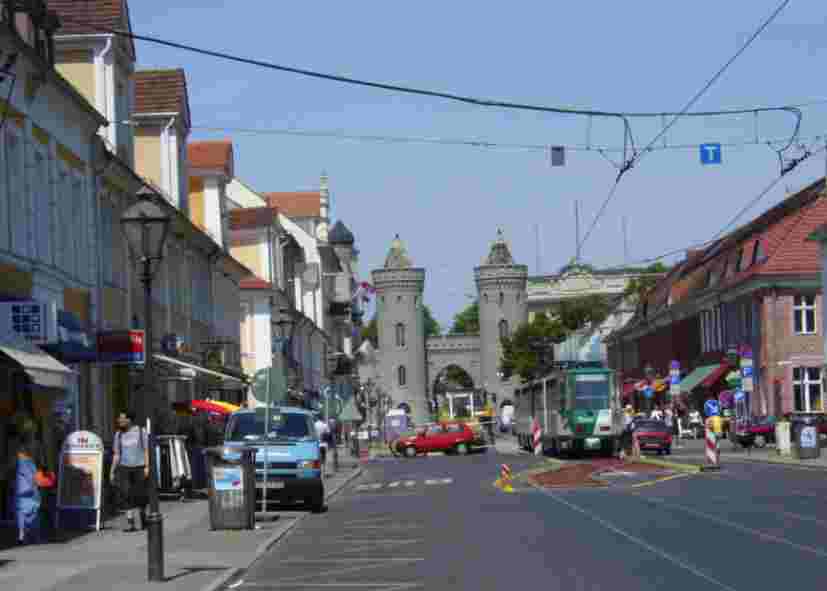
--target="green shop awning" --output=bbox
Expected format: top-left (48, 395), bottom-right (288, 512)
top-left (679, 364), bottom-right (727, 394)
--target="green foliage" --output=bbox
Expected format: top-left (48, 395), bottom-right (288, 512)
top-left (360, 303), bottom-right (440, 347)
top-left (450, 301), bottom-right (479, 335)
top-left (623, 262), bottom-right (669, 300)
top-left (555, 294), bottom-right (613, 332)
top-left (500, 312), bottom-right (566, 383)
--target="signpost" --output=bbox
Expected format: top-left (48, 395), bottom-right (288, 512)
top-left (704, 399), bottom-right (720, 417)
top-left (740, 346), bottom-right (754, 393)
top-left (56, 430), bottom-right (104, 532)
top-left (669, 360), bottom-right (680, 399)
top-left (700, 143), bottom-right (722, 165)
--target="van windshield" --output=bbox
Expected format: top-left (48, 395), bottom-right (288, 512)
top-left (225, 410), bottom-right (314, 442)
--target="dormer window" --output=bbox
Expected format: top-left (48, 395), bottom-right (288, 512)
top-left (751, 240), bottom-right (766, 265)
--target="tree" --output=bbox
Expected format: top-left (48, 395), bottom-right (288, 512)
top-left (450, 301), bottom-right (479, 335)
top-left (623, 262), bottom-right (669, 301)
top-left (500, 312), bottom-right (566, 383)
top-left (555, 294), bottom-right (612, 332)
top-left (359, 303), bottom-right (440, 348)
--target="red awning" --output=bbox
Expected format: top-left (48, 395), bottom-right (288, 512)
top-left (699, 363), bottom-right (731, 388)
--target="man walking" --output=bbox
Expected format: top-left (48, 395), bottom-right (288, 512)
top-left (314, 415), bottom-right (330, 475)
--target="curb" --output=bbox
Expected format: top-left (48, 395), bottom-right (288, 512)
top-left (627, 456), bottom-right (703, 474)
top-left (720, 455), bottom-right (827, 471)
top-left (204, 466), bottom-right (363, 591)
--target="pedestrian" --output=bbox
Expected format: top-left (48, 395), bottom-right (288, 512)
top-left (110, 411), bottom-right (149, 532)
top-left (314, 415), bottom-right (329, 471)
top-left (14, 442), bottom-right (43, 545)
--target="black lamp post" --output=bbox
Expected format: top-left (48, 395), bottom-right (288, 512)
top-left (275, 307), bottom-right (295, 403)
top-left (120, 190), bottom-right (170, 583)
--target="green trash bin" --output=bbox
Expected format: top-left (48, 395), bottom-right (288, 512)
top-left (790, 415), bottom-right (821, 460)
top-left (205, 447), bottom-right (256, 530)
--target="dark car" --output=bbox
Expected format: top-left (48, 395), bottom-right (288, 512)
top-left (632, 420), bottom-right (673, 455)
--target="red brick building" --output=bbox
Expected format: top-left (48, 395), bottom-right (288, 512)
top-left (607, 178), bottom-right (827, 417)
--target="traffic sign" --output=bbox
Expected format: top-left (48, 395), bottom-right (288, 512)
top-left (700, 143), bottom-right (722, 165)
top-left (643, 386), bottom-right (654, 399)
top-left (704, 399), bottom-right (720, 417)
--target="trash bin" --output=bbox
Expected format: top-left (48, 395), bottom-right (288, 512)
top-left (205, 447), bottom-right (256, 530)
top-left (790, 415), bottom-right (821, 460)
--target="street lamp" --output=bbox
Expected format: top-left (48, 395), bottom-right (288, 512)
top-left (275, 307), bottom-right (295, 402)
top-left (120, 191), bottom-right (170, 583)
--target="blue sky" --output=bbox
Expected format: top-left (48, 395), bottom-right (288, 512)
top-left (130, 1), bottom-right (827, 330)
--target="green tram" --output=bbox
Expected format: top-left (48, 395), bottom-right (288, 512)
top-left (514, 366), bottom-right (623, 456)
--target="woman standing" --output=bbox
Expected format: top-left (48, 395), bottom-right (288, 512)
top-left (14, 443), bottom-right (42, 545)
top-left (110, 412), bottom-right (149, 532)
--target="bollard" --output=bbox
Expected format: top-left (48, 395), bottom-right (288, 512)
top-left (702, 423), bottom-right (721, 471)
top-left (532, 418), bottom-right (542, 456)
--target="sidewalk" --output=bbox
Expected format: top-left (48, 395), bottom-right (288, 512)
top-left (670, 437), bottom-right (827, 470)
top-left (0, 451), bottom-right (362, 591)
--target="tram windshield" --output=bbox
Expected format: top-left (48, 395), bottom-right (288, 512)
top-left (573, 373), bottom-right (610, 411)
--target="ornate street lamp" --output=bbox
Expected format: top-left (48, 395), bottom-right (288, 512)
top-left (120, 190), bottom-right (170, 583)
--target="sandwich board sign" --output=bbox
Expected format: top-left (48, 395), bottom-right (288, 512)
top-left (56, 430), bottom-right (104, 532)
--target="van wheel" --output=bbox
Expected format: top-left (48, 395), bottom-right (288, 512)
top-left (754, 434), bottom-right (767, 448)
top-left (310, 497), bottom-right (325, 513)
top-left (404, 446), bottom-right (417, 458)
top-left (456, 443), bottom-right (469, 455)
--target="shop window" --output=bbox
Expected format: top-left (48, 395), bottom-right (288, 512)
top-left (793, 295), bottom-right (817, 335)
top-left (398, 365), bottom-right (407, 387)
top-left (793, 367), bottom-right (822, 412)
top-left (395, 323), bottom-right (406, 347)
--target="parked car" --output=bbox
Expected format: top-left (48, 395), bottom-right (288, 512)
top-left (393, 422), bottom-right (479, 457)
top-left (632, 420), bottom-right (673, 455)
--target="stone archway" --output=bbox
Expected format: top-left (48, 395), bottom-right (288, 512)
top-left (425, 335), bottom-right (481, 397)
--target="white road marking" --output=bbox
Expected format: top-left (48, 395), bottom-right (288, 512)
top-left (403, 480), bottom-right (416, 487)
top-left (539, 489), bottom-right (738, 591)
top-left (356, 483), bottom-right (383, 491)
top-left (424, 478), bottom-right (453, 485)
top-left (388, 481), bottom-right (401, 488)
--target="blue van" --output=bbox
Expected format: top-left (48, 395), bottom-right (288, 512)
top-left (224, 406), bottom-right (324, 512)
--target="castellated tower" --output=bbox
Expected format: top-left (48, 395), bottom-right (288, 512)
top-left (475, 229), bottom-right (528, 401)
top-left (372, 235), bottom-right (428, 423)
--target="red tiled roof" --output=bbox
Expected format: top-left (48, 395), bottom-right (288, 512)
top-left (228, 207), bottom-right (277, 230)
top-left (189, 141), bottom-right (234, 176)
top-left (133, 69), bottom-right (191, 129)
top-left (264, 192), bottom-right (321, 218)
top-left (239, 277), bottom-right (273, 290)
top-left (49, 0), bottom-right (136, 59)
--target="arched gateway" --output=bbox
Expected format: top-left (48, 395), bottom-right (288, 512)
top-left (367, 231), bottom-right (527, 424)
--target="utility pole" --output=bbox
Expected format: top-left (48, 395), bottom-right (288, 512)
top-left (534, 224), bottom-right (541, 275)
top-left (622, 216), bottom-right (629, 265)
top-left (574, 201), bottom-right (581, 264)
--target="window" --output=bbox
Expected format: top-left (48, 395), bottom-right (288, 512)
top-left (483, 293), bottom-right (489, 304)
top-left (793, 295), bottom-right (817, 335)
top-left (398, 365), bottom-right (407, 386)
top-left (397, 295), bottom-right (402, 303)
top-left (793, 367), bottom-right (822, 412)
top-left (395, 323), bottom-right (406, 347)
top-left (499, 292), bottom-right (504, 306)
top-left (734, 248), bottom-right (744, 273)
top-left (498, 319), bottom-right (509, 340)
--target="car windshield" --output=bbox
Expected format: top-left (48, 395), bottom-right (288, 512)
top-left (635, 420), bottom-right (668, 432)
top-left (225, 410), bottom-right (314, 442)
top-left (573, 373), bottom-right (610, 411)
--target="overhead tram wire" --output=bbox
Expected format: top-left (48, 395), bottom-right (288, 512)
top-left (60, 12), bottom-right (803, 153)
top-left (574, 0), bottom-right (793, 256)
top-left (601, 141), bottom-right (827, 271)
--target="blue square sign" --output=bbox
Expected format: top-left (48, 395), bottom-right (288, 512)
top-left (700, 143), bottom-right (722, 165)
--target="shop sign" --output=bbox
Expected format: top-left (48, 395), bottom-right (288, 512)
top-left (97, 330), bottom-right (145, 364)
top-left (739, 346), bottom-right (753, 392)
top-left (0, 300), bottom-right (56, 344)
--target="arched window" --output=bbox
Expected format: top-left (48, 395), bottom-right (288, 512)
top-left (499, 292), bottom-right (505, 306)
top-left (398, 365), bottom-right (407, 386)
top-left (498, 319), bottom-right (509, 340)
top-left (395, 323), bottom-right (406, 347)
top-left (483, 293), bottom-right (489, 304)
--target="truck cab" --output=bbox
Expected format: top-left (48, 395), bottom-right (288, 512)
top-left (223, 406), bottom-right (325, 513)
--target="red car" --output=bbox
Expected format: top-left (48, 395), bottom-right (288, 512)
top-left (394, 422), bottom-right (478, 458)
top-left (632, 420), bottom-right (673, 455)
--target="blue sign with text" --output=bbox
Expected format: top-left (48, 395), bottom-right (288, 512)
top-left (700, 143), bottom-right (722, 165)
top-left (704, 399), bottom-right (720, 417)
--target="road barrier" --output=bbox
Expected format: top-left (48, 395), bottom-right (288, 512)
top-left (532, 417), bottom-right (542, 456)
top-left (497, 463), bottom-right (514, 493)
top-left (631, 433), bottom-right (641, 459)
top-left (702, 421), bottom-right (721, 471)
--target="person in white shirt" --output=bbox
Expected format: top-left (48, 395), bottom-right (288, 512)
top-left (314, 416), bottom-right (330, 469)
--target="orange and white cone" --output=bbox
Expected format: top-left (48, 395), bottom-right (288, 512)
top-left (703, 420), bottom-right (721, 471)
top-left (532, 417), bottom-right (542, 456)
top-left (499, 464), bottom-right (514, 492)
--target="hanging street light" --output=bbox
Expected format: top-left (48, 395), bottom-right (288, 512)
top-left (120, 189), bottom-right (170, 583)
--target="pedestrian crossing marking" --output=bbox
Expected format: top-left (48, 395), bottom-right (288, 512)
top-left (354, 478), bottom-right (452, 492)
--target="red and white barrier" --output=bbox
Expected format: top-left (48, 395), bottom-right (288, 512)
top-left (703, 422), bottom-right (720, 471)
top-left (500, 464), bottom-right (512, 481)
top-left (632, 433), bottom-right (641, 459)
top-left (532, 417), bottom-right (542, 456)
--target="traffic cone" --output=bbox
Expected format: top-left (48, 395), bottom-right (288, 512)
top-left (500, 464), bottom-right (514, 493)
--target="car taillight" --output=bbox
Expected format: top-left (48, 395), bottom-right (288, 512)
top-left (298, 460), bottom-right (321, 470)
top-left (576, 424), bottom-right (584, 433)
top-left (600, 426), bottom-right (610, 431)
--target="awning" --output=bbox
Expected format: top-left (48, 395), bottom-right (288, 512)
top-left (154, 354), bottom-right (246, 385)
top-left (679, 364), bottom-right (729, 394)
top-left (0, 331), bottom-right (76, 389)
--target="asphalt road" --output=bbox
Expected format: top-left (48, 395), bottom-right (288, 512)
top-left (224, 439), bottom-right (827, 591)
